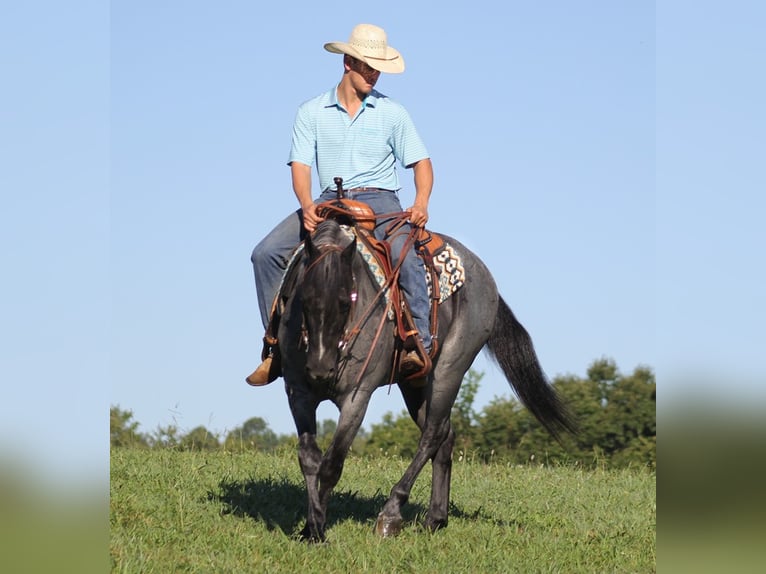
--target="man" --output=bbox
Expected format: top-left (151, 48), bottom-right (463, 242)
top-left (246, 23), bottom-right (433, 386)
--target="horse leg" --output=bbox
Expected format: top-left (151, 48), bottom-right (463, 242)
top-left (424, 423), bottom-right (455, 531)
top-left (374, 413), bottom-right (454, 537)
top-left (296, 392), bottom-right (370, 541)
top-left (375, 368), bottom-right (466, 537)
top-left (288, 389), bottom-right (328, 542)
top-left (396, 383), bottom-right (453, 531)
top-left (297, 431), bottom-right (325, 542)
top-left (314, 394), bottom-right (370, 510)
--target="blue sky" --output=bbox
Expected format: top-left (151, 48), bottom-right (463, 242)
top-left (1, 1), bottom-right (763, 482)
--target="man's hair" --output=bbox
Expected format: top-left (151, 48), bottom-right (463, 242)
top-left (344, 54), bottom-right (376, 75)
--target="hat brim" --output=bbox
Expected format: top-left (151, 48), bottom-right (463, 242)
top-left (324, 42), bottom-right (405, 74)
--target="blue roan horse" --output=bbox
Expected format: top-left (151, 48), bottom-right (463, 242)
top-left (277, 218), bottom-right (576, 541)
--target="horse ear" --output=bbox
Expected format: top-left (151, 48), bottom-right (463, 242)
top-left (341, 237), bottom-right (356, 266)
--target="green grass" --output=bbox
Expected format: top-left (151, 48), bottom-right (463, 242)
top-left (110, 447), bottom-right (655, 573)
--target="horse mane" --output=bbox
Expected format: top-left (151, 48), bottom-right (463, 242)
top-left (309, 219), bottom-right (353, 250)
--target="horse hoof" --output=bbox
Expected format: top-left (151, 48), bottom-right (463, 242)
top-left (374, 513), bottom-right (403, 537)
top-left (424, 517), bottom-right (448, 532)
top-left (299, 524), bottom-right (326, 544)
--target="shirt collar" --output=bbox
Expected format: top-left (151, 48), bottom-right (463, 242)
top-left (325, 86), bottom-right (381, 110)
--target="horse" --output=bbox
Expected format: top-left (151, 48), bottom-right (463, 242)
top-left (275, 216), bottom-right (576, 541)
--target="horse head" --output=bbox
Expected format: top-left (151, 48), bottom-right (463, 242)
top-left (300, 220), bottom-right (357, 383)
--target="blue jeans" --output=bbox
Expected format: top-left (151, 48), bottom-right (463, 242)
top-left (251, 190), bottom-right (432, 351)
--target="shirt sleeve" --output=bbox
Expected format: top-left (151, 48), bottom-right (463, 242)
top-left (392, 106), bottom-right (429, 168)
top-left (287, 102), bottom-right (316, 167)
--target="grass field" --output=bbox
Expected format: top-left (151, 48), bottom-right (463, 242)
top-left (110, 447), bottom-right (655, 573)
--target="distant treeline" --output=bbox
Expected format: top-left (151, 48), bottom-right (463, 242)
top-left (111, 358), bottom-right (655, 469)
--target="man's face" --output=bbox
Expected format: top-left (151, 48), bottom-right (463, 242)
top-left (348, 57), bottom-right (381, 91)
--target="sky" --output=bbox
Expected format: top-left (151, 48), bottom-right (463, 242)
top-left (1, 1), bottom-right (764, 485)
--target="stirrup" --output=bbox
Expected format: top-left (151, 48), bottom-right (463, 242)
top-left (399, 340), bottom-right (432, 382)
top-left (246, 338), bottom-right (281, 386)
top-left (261, 335), bottom-right (278, 361)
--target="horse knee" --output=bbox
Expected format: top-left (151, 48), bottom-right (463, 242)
top-left (298, 433), bottom-right (322, 473)
top-left (422, 420), bottom-right (452, 446)
top-left (432, 426), bottom-right (455, 462)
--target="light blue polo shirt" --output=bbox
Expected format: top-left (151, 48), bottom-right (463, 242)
top-left (288, 87), bottom-right (429, 193)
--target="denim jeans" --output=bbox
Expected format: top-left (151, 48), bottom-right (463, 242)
top-left (251, 190), bottom-right (432, 351)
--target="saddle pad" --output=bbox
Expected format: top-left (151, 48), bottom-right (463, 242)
top-left (425, 243), bottom-right (466, 303)
top-left (339, 226), bottom-right (387, 291)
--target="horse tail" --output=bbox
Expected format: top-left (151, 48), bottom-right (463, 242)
top-left (485, 296), bottom-right (578, 440)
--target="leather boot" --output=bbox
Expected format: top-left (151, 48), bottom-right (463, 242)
top-left (245, 358), bottom-right (276, 386)
top-left (399, 350), bottom-right (426, 377)
top-left (245, 343), bottom-right (281, 386)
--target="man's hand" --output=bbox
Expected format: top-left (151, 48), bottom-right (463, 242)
top-left (302, 203), bottom-right (323, 233)
top-left (407, 204), bottom-right (429, 228)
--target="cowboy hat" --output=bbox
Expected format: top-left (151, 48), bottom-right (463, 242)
top-left (324, 24), bottom-right (405, 74)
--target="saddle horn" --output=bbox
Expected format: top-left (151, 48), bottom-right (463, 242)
top-left (334, 177), bottom-right (345, 199)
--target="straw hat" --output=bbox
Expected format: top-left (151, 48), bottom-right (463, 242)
top-left (324, 24), bottom-right (405, 74)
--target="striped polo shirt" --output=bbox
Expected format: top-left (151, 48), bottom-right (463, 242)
top-left (288, 86), bottom-right (429, 193)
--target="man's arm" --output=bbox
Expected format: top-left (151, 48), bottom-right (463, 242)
top-left (407, 158), bottom-right (433, 228)
top-left (290, 161), bottom-right (321, 233)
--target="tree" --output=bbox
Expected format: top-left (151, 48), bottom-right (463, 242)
top-left (553, 372), bottom-right (612, 463)
top-left (471, 359), bottom-right (656, 468)
top-left (110, 406), bottom-right (148, 448)
top-left (364, 369), bottom-right (485, 459)
top-left (179, 426), bottom-right (221, 451)
top-left (602, 364), bottom-right (656, 467)
top-left (452, 369), bottom-right (482, 454)
top-left (224, 417), bottom-right (279, 452)
top-left (364, 411), bottom-right (420, 458)
top-left (148, 424), bottom-right (181, 449)
top-left (317, 418), bottom-right (337, 450)
top-left (109, 357), bottom-right (655, 467)
top-left (474, 398), bottom-right (525, 461)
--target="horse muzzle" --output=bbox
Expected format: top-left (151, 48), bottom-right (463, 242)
top-left (305, 355), bottom-right (339, 385)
